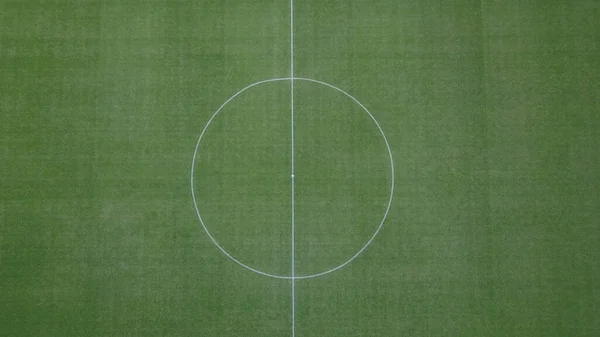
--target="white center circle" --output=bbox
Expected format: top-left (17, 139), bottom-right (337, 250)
top-left (190, 77), bottom-right (394, 280)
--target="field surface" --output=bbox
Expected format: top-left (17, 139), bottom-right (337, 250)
top-left (1, 0), bottom-right (599, 336)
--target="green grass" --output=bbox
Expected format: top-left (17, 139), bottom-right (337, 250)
top-left (1, 0), bottom-right (599, 336)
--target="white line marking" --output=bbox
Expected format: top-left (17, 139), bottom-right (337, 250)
top-left (190, 77), bottom-right (395, 280)
top-left (290, 1), bottom-right (296, 336)
top-left (290, 0), bottom-right (294, 81)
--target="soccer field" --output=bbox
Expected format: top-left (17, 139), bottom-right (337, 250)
top-left (1, 1), bottom-right (599, 336)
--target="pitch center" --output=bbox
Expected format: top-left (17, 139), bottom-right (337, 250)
top-left (190, 77), bottom-right (394, 280)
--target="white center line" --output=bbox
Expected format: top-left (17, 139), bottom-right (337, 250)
top-left (290, 0), bottom-right (296, 336)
